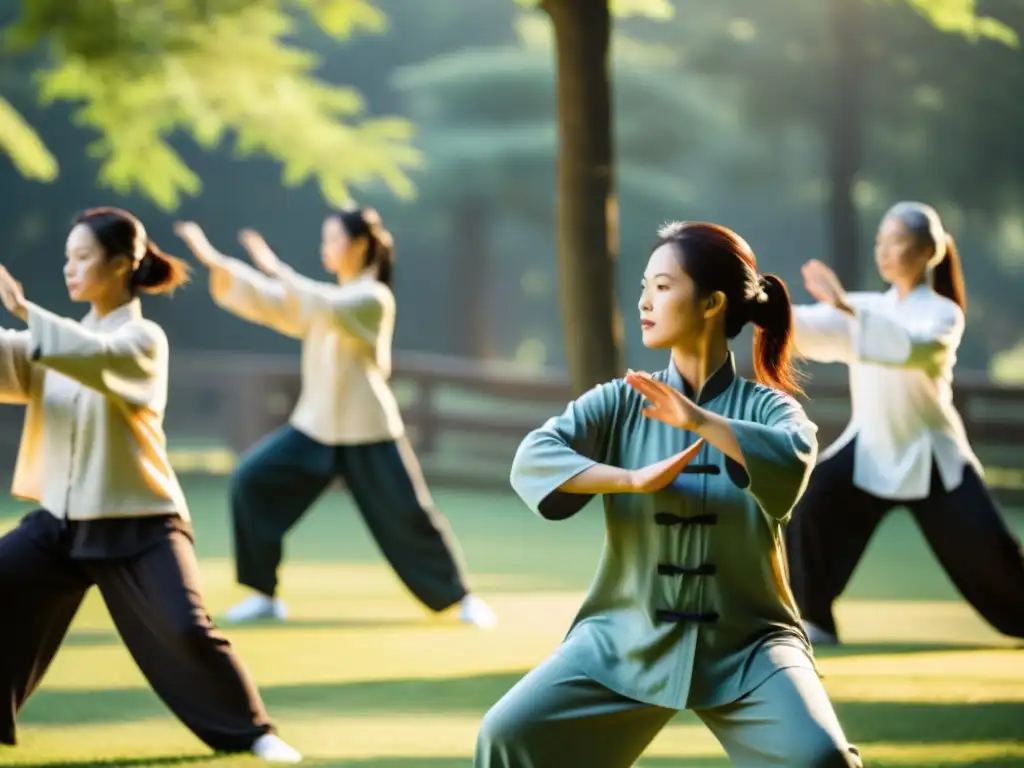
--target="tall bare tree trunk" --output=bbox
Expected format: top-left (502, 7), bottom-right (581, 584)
top-left (542, 0), bottom-right (624, 394)
top-left (451, 196), bottom-right (491, 359)
top-left (828, 0), bottom-right (864, 288)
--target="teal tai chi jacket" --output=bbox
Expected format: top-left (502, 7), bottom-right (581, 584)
top-left (510, 353), bottom-right (820, 710)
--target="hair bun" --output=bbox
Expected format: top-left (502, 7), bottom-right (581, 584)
top-left (363, 208), bottom-right (394, 249)
top-left (362, 208), bottom-right (382, 228)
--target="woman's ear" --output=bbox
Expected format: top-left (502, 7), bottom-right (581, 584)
top-left (111, 254), bottom-right (133, 280)
top-left (703, 290), bottom-right (727, 320)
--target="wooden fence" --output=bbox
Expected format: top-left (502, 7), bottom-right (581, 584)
top-left (0, 350), bottom-right (1021, 505)
top-left (163, 351), bottom-right (1024, 506)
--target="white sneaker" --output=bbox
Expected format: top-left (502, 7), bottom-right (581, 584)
top-left (252, 734), bottom-right (302, 763)
top-left (459, 594), bottom-right (497, 630)
top-left (803, 619), bottom-right (839, 646)
top-left (224, 594), bottom-right (287, 624)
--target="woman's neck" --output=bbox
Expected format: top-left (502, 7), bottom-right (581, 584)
top-left (336, 268), bottom-right (375, 286)
top-left (893, 274), bottom-right (928, 300)
top-left (671, 332), bottom-right (729, 397)
top-left (91, 292), bottom-right (133, 318)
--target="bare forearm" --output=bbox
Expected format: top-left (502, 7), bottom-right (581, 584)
top-left (693, 409), bottom-right (745, 467)
top-left (558, 463), bottom-right (634, 494)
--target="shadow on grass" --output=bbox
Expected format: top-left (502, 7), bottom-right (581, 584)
top-left (832, 700), bottom-right (1024, 746)
top-left (60, 617), bottom-right (444, 651)
top-left (222, 617), bottom-right (437, 631)
top-left (21, 670), bottom-right (1024, 748)
top-left (63, 629), bottom-right (120, 648)
top-left (4, 756), bottom-right (225, 767)
top-left (639, 759), bottom-right (1024, 768)
top-left (812, 641), bottom-right (1015, 659)
top-left (304, 760), bottom-right (726, 768)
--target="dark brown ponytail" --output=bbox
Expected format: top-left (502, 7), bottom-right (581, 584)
top-left (884, 202), bottom-right (966, 314)
top-left (747, 274), bottom-right (802, 396)
top-left (74, 207), bottom-right (190, 297)
top-left (932, 233), bottom-right (967, 313)
top-left (658, 221), bottom-right (802, 396)
top-left (336, 207), bottom-right (395, 288)
top-left (130, 240), bottom-right (191, 296)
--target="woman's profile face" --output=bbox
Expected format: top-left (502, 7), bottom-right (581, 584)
top-left (63, 223), bottom-right (128, 303)
top-left (321, 216), bottom-right (366, 278)
top-left (637, 243), bottom-right (705, 349)
top-left (875, 215), bottom-right (932, 285)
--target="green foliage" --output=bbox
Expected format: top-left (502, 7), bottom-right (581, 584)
top-left (990, 341), bottom-right (1024, 383)
top-left (0, 0), bottom-right (419, 210)
top-left (291, 0), bottom-right (389, 37)
top-left (901, 0), bottom-right (1018, 45)
top-left (0, 95), bottom-right (57, 181)
top-left (641, 0), bottom-right (1023, 212)
top-left (608, 0), bottom-right (675, 19)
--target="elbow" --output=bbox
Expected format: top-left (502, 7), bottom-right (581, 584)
top-left (535, 494), bottom-right (583, 521)
top-left (100, 370), bottom-right (161, 409)
top-left (905, 340), bottom-right (949, 374)
top-left (508, 439), bottom-right (535, 505)
top-left (509, 435), bottom-right (587, 521)
top-left (758, 470), bottom-right (812, 521)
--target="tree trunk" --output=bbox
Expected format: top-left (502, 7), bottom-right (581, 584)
top-left (542, 0), bottom-right (624, 394)
top-left (828, 0), bottom-right (864, 289)
top-left (451, 196), bottom-right (491, 359)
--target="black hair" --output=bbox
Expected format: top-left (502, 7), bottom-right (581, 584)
top-left (657, 220), bottom-right (801, 395)
top-left (334, 207), bottom-right (395, 288)
top-left (75, 207), bottom-right (190, 295)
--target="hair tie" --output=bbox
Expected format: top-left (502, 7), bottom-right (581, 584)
top-left (753, 275), bottom-right (768, 304)
top-left (927, 231), bottom-right (948, 269)
top-left (129, 218), bottom-right (148, 267)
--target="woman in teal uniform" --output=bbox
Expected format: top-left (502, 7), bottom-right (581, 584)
top-left (475, 222), bottom-right (861, 767)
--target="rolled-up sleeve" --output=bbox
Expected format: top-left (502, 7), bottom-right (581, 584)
top-left (724, 394), bottom-right (819, 521)
top-left (510, 381), bottom-right (621, 521)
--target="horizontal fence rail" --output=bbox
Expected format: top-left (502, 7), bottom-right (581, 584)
top-left (0, 350), bottom-right (1022, 506)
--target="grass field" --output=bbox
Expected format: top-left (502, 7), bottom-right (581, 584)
top-left (0, 476), bottom-right (1022, 767)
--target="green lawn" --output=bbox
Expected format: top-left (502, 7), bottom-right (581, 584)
top-left (0, 477), bottom-right (1022, 767)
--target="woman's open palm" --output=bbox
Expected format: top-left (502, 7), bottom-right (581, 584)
top-left (630, 439), bottom-right (705, 493)
top-left (801, 259), bottom-right (846, 306)
top-left (625, 371), bottom-right (703, 431)
top-left (238, 229), bottom-right (283, 278)
top-left (174, 222), bottom-right (225, 270)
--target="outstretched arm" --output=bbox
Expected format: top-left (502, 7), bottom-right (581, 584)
top-left (238, 229), bottom-right (388, 350)
top-left (175, 221), bottom-right (309, 339)
top-left (852, 303), bottom-right (963, 373)
top-left (797, 258), bottom-right (961, 373)
top-left (25, 303), bottom-right (165, 408)
top-left (791, 303), bottom-right (856, 364)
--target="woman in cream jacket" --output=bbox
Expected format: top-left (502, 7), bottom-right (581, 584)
top-left (0, 208), bottom-right (299, 762)
top-left (175, 209), bottom-right (495, 629)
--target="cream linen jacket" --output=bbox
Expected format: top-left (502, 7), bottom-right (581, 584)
top-left (210, 259), bottom-right (404, 445)
top-left (0, 299), bottom-right (189, 520)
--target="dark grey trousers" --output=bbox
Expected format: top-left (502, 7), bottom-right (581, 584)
top-left (232, 425), bottom-right (469, 611)
top-left (0, 511), bottom-right (273, 751)
top-left (787, 440), bottom-right (1024, 640)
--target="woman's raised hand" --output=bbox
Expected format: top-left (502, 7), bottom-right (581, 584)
top-left (628, 438), bottom-right (705, 493)
top-left (174, 222), bottom-right (227, 270)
